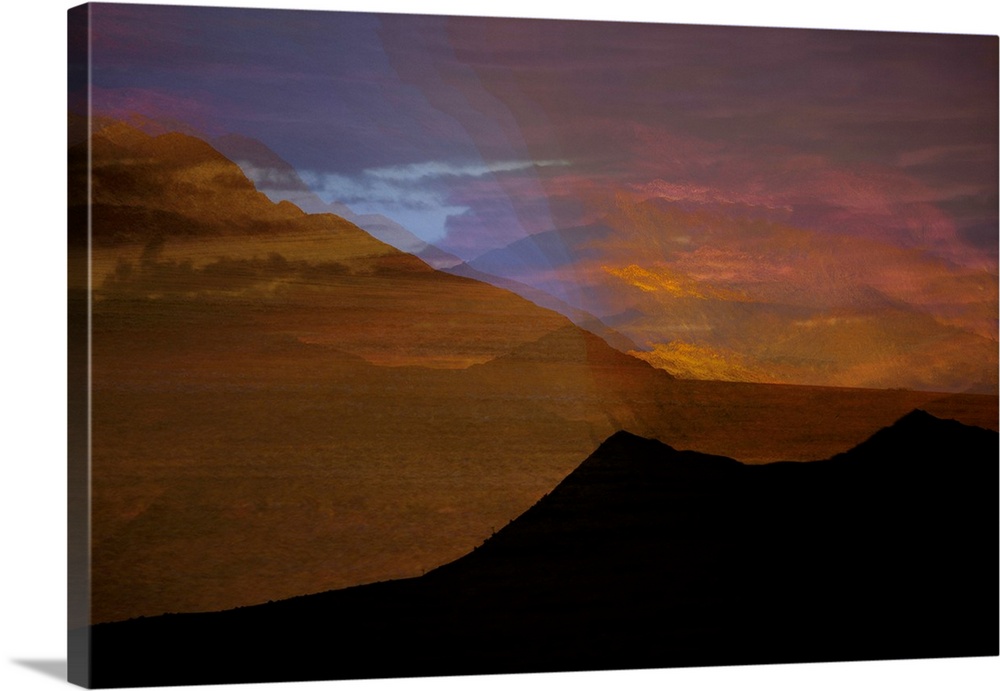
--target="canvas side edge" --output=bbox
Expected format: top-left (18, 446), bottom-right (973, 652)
top-left (67, 3), bottom-right (93, 688)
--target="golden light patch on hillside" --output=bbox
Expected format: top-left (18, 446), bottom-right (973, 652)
top-left (603, 263), bottom-right (748, 302)
top-left (630, 341), bottom-right (770, 383)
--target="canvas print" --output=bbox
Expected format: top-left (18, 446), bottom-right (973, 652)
top-left (68, 2), bottom-right (999, 688)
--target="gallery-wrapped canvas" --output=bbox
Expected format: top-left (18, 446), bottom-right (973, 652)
top-left (68, 2), bottom-right (998, 688)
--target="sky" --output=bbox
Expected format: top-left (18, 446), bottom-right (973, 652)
top-left (79, 3), bottom-right (997, 258)
top-left (72, 1), bottom-right (999, 392)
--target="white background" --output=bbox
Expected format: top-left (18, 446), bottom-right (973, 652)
top-left (2, 1), bottom-right (997, 690)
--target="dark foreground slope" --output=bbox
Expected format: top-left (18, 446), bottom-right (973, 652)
top-left (83, 411), bottom-right (998, 687)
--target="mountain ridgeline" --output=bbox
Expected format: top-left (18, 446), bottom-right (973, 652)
top-left (83, 411), bottom-right (999, 687)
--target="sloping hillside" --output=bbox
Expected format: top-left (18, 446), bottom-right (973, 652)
top-left (84, 411), bottom-right (998, 687)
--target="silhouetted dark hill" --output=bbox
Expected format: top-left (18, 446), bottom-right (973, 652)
top-left (829, 407), bottom-right (996, 466)
top-left (83, 411), bottom-right (998, 688)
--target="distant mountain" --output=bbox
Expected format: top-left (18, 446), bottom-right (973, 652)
top-left (84, 411), bottom-right (998, 687)
top-left (464, 222), bottom-right (614, 275)
top-left (72, 122), bottom-right (370, 245)
top-left (478, 323), bottom-right (653, 370)
top-left (210, 133), bottom-right (319, 208)
top-left (211, 131), bottom-right (463, 268)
